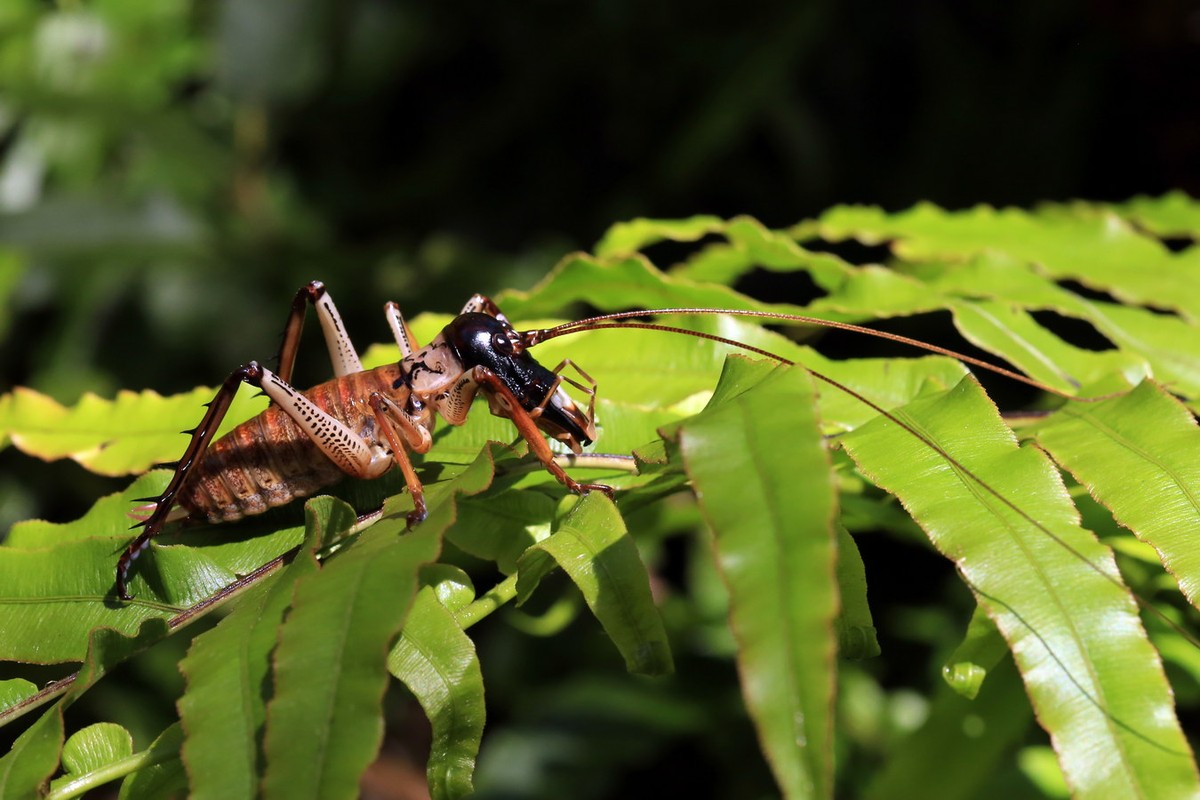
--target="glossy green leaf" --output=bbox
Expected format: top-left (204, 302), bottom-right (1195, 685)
top-left (941, 607), bottom-right (1008, 700)
top-left (447, 490), bottom-right (554, 574)
top-left (1115, 191), bottom-right (1200, 238)
top-left (1066, 301), bottom-right (1200, 399)
top-left (834, 525), bottom-right (878, 660)
top-left (806, 264), bottom-right (944, 320)
top-left (119, 723), bottom-right (187, 800)
top-left (494, 252), bottom-right (808, 320)
top-left (0, 679), bottom-right (38, 713)
top-left (0, 535), bottom-right (189, 663)
top-left (177, 498), bottom-right (339, 800)
top-left (0, 702), bottom-right (63, 799)
top-left (259, 446), bottom-right (496, 799)
top-left (0, 620), bottom-right (171, 798)
top-left (0, 474), bottom-right (303, 663)
top-left (840, 376), bottom-right (1198, 799)
top-left (818, 202), bottom-right (1200, 320)
top-left (387, 584), bottom-right (485, 800)
top-left (4, 471), bottom-right (171, 547)
top-left (418, 565), bottom-right (476, 612)
top-left (949, 299), bottom-right (1142, 393)
top-left (594, 215), bottom-right (726, 256)
top-left (51, 722), bottom-right (133, 793)
top-left (679, 357), bottom-right (838, 800)
top-left (530, 309), bottom-right (972, 436)
top-left (260, 523), bottom-right (436, 800)
top-left (516, 492), bottom-right (673, 676)
top-left (922, 255), bottom-right (1198, 396)
top-left (673, 216), bottom-right (854, 288)
top-left (0, 386), bottom-right (268, 476)
top-left (1032, 380), bottom-right (1200, 609)
top-left (178, 581), bottom-right (283, 799)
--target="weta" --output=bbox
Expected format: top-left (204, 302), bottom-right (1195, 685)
top-left (117, 281), bottom-right (609, 600)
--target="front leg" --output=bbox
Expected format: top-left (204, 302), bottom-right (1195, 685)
top-left (469, 366), bottom-right (614, 499)
top-left (368, 393), bottom-right (429, 528)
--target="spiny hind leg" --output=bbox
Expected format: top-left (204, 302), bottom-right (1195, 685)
top-left (277, 280), bottom-right (364, 382)
top-left (118, 362), bottom-right (392, 600)
top-left (255, 366), bottom-right (393, 482)
top-left (118, 364), bottom-right (263, 600)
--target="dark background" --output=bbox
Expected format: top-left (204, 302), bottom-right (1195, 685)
top-left (3, 1), bottom-right (1196, 406)
top-left (4, 0), bottom-right (1194, 525)
top-left (1, 1), bottom-right (1196, 797)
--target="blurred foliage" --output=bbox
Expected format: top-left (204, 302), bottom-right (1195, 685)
top-left (1, 0), bottom-right (1195, 400)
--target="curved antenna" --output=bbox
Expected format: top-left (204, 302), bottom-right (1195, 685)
top-left (521, 307), bottom-right (1075, 399)
top-left (521, 307), bottom-right (1200, 654)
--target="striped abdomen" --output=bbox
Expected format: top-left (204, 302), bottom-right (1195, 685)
top-left (178, 364), bottom-right (405, 524)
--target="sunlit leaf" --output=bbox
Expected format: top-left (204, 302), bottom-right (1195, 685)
top-left (818, 202), bottom-right (1200, 320)
top-left (594, 215), bottom-right (726, 256)
top-left (517, 492), bottom-right (673, 676)
top-left (51, 722), bottom-right (133, 793)
top-left (177, 498), bottom-right (339, 800)
top-left (260, 446), bottom-right (496, 799)
top-left (0, 386), bottom-right (267, 476)
top-left (0, 702), bottom-right (63, 798)
top-left (840, 377), bottom-right (1198, 799)
top-left (1115, 191), bottom-right (1200, 238)
top-left (387, 580), bottom-right (485, 800)
top-left (1032, 380), bottom-right (1200, 609)
top-left (679, 357), bottom-right (838, 800)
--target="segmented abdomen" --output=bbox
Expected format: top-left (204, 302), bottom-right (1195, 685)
top-left (178, 365), bottom-right (403, 524)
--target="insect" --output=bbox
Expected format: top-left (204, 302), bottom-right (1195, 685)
top-left (117, 281), bottom-right (612, 600)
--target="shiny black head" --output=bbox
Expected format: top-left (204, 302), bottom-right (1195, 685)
top-left (443, 313), bottom-right (530, 378)
top-left (442, 313), bottom-right (595, 450)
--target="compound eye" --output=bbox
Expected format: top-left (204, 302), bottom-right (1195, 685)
top-left (492, 331), bottom-right (515, 354)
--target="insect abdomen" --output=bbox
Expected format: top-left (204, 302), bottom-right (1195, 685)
top-left (177, 366), bottom-right (403, 524)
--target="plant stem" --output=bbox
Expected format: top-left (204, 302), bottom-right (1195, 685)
top-left (454, 573), bottom-right (519, 629)
top-left (46, 746), bottom-right (176, 800)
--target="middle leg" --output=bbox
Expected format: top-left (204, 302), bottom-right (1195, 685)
top-left (276, 280), bottom-right (364, 383)
top-left (471, 366), bottom-right (614, 499)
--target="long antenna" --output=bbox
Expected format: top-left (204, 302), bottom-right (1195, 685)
top-left (522, 307), bottom-right (1074, 398)
top-left (521, 307), bottom-right (1199, 653)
